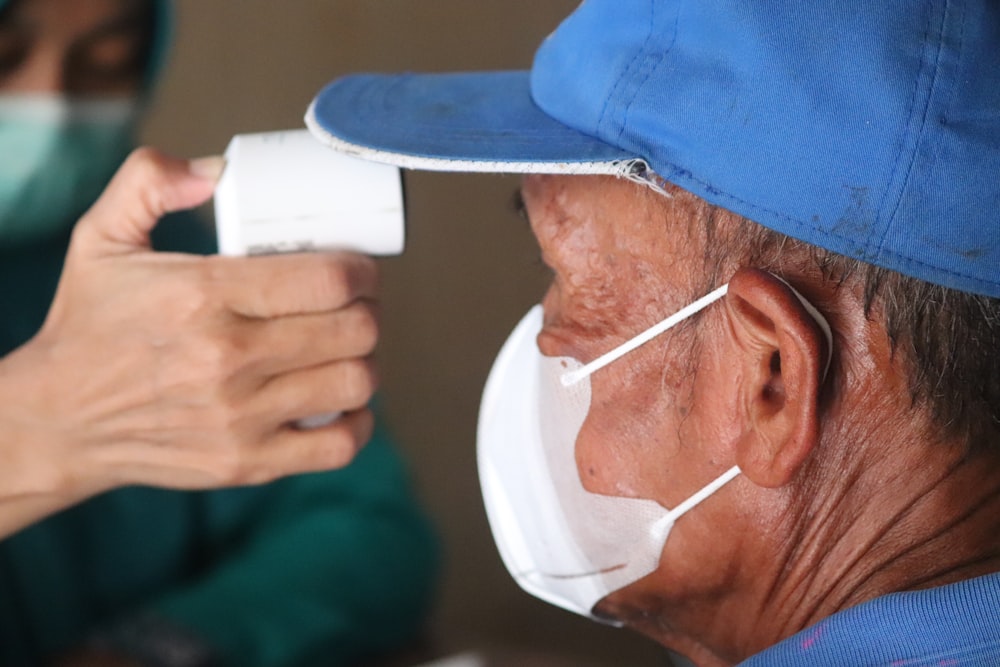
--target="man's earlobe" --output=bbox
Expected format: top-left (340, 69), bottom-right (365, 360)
top-left (724, 268), bottom-right (831, 488)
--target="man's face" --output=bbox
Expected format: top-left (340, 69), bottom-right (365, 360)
top-left (520, 174), bottom-right (745, 624)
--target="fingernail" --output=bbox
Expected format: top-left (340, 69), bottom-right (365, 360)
top-left (189, 155), bottom-right (227, 182)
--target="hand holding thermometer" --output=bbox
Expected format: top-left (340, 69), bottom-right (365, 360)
top-left (214, 129), bottom-right (405, 428)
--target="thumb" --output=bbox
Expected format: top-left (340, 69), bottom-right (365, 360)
top-left (72, 147), bottom-right (224, 256)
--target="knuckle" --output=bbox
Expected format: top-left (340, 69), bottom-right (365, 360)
top-left (169, 298), bottom-right (252, 380)
top-left (155, 332), bottom-right (243, 396)
top-left (345, 303), bottom-right (379, 352)
top-left (184, 337), bottom-right (239, 385)
top-left (194, 387), bottom-right (246, 439)
top-left (349, 255), bottom-right (379, 296)
top-left (125, 145), bottom-right (158, 166)
top-left (231, 462), bottom-right (275, 487)
top-left (171, 280), bottom-right (215, 321)
top-left (193, 258), bottom-right (231, 307)
top-left (328, 444), bottom-right (357, 469)
top-left (342, 410), bottom-right (375, 455)
top-left (200, 254), bottom-right (231, 283)
top-left (207, 398), bottom-right (244, 436)
top-left (339, 359), bottom-right (378, 406)
top-left (323, 424), bottom-right (367, 468)
top-left (203, 417), bottom-right (268, 486)
top-left (354, 408), bottom-right (375, 443)
top-left (205, 437), bottom-right (249, 485)
top-left (122, 147), bottom-right (168, 185)
top-left (320, 253), bottom-right (376, 306)
top-left (140, 264), bottom-right (220, 327)
top-left (319, 257), bottom-right (353, 306)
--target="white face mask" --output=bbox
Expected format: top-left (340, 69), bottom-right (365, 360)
top-left (477, 283), bottom-right (831, 623)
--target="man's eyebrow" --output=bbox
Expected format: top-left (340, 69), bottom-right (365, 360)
top-left (509, 188), bottom-right (529, 225)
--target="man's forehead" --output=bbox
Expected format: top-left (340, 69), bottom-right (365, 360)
top-left (523, 175), bottom-right (714, 285)
top-left (522, 174), bottom-right (724, 237)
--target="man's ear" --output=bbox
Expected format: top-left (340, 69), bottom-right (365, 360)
top-left (723, 268), bottom-right (831, 488)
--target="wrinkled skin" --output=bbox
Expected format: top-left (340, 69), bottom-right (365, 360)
top-left (519, 174), bottom-right (1000, 666)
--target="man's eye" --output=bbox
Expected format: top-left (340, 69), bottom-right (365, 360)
top-left (510, 189), bottom-right (529, 225)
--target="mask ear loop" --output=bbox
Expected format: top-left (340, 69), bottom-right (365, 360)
top-left (561, 284), bottom-right (730, 387)
top-left (656, 465), bottom-right (743, 529)
top-left (772, 276), bottom-right (834, 381)
top-left (557, 276), bottom-right (834, 534)
top-left (560, 278), bottom-right (833, 386)
top-left (558, 283), bottom-right (736, 538)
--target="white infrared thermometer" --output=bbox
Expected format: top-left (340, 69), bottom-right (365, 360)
top-left (213, 129), bottom-right (403, 429)
top-left (214, 129), bottom-right (404, 257)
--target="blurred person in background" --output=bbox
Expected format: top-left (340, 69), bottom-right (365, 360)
top-left (0, 0), bottom-right (438, 665)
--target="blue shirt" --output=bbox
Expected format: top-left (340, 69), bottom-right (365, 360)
top-left (740, 572), bottom-right (1000, 666)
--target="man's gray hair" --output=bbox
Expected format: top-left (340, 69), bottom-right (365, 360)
top-left (704, 206), bottom-right (1000, 450)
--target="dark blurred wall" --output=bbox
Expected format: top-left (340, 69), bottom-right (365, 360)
top-left (143, 2), bottom-right (669, 665)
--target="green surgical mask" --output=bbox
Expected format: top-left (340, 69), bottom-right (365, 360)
top-left (0, 94), bottom-right (136, 247)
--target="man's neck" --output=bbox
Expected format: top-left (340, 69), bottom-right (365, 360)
top-left (647, 431), bottom-right (1000, 666)
top-left (742, 430), bottom-right (1000, 659)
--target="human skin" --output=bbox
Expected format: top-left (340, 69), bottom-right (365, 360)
top-left (521, 173), bottom-right (1000, 666)
top-left (0, 0), bottom-right (381, 541)
top-left (0, 0), bottom-right (147, 94)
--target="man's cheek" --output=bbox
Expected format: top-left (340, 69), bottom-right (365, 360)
top-left (575, 403), bottom-right (655, 499)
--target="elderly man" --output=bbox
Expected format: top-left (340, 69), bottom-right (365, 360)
top-left (307, 0), bottom-right (999, 664)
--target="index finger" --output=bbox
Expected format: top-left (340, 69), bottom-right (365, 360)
top-left (211, 251), bottom-right (379, 318)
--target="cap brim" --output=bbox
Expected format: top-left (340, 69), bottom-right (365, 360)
top-left (305, 70), bottom-right (638, 174)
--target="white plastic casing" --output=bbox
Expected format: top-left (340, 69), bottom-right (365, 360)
top-left (214, 129), bottom-right (405, 257)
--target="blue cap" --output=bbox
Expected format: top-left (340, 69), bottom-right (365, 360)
top-left (308, 0), bottom-right (1000, 298)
